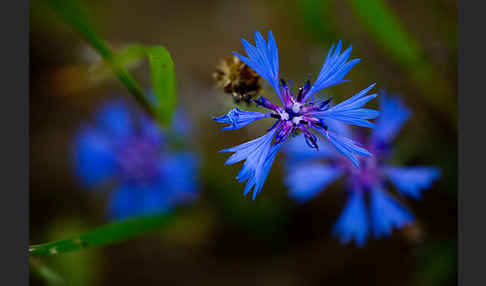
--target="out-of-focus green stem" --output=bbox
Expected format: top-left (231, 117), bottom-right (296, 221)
top-left (29, 214), bottom-right (176, 255)
top-left (299, 0), bottom-right (337, 43)
top-left (47, 0), bottom-right (155, 115)
top-left (47, 0), bottom-right (177, 127)
top-left (347, 0), bottom-right (456, 129)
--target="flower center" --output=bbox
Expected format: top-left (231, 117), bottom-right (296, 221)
top-left (292, 116), bottom-right (303, 125)
top-left (282, 103), bottom-right (306, 126)
top-left (279, 110), bottom-right (290, 120)
top-left (291, 102), bottom-right (301, 113)
top-left (346, 155), bottom-right (380, 189)
top-left (117, 138), bottom-right (161, 182)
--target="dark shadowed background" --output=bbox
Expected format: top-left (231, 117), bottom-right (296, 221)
top-left (29, 0), bottom-right (457, 285)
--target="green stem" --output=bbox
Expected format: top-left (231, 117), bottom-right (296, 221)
top-left (347, 0), bottom-right (456, 129)
top-left (46, 0), bottom-right (156, 118)
top-left (29, 214), bottom-right (176, 255)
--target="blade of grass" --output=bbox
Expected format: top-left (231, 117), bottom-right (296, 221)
top-left (49, 44), bottom-right (147, 95)
top-left (46, 0), bottom-right (177, 127)
top-left (298, 0), bottom-right (337, 43)
top-left (347, 0), bottom-right (456, 128)
top-left (46, 0), bottom-right (151, 115)
top-left (29, 213), bottom-right (177, 255)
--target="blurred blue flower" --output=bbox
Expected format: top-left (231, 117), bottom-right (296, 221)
top-left (284, 92), bottom-right (441, 246)
top-left (73, 100), bottom-right (199, 220)
top-left (215, 30), bottom-right (379, 199)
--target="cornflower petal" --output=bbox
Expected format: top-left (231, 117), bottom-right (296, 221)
top-left (267, 31), bottom-right (279, 80)
top-left (221, 128), bottom-right (276, 164)
top-left (233, 30), bottom-right (282, 103)
top-left (284, 134), bottom-right (335, 163)
top-left (370, 186), bottom-right (414, 238)
top-left (159, 152), bottom-right (200, 200)
top-left (73, 127), bottom-right (117, 188)
top-left (213, 108), bottom-right (269, 131)
top-left (330, 83), bottom-right (377, 110)
top-left (139, 115), bottom-right (165, 145)
top-left (372, 93), bottom-right (411, 144)
top-left (316, 129), bottom-right (372, 168)
top-left (96, 100), bottom-right (134, 139)
top-left (254, 31), bottom-right (273, 76)
top-left (109, 182), bottom-right (171, 220)
top-left (105, 140), bottom-right (199, 220)
top-left (384, 166), bottom-right (441, 199)
top-left (332, 190), bottom-right (369, 247)
top-left (304, 41), bottom-right (361, 101)
top-left (310, 84), bottom-right (380, 128)
top-left (286, 163), bottom-right (342, 203)
top-left (220, 128), bottom-right (281, 199)
top-left (250, 143), bottom-right (283, 199)
top-left (322, 117), bottom-right (352, 137)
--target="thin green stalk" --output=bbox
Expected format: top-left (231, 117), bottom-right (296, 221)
top-left (347, 0), bottom-right (456, 129)
top-left (29, 213), bottom-right (176, 255)
top-left (45, 0), bottom-right (177, 127)
top-left (47, 0), bottom-right (154, 115)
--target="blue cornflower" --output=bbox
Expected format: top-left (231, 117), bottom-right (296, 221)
top-left (284, 92), bottom-right (441, 246)
top-left (214, 30), bottom-right (380, 199)
top-left (73, 100), bottom-right (199, 220)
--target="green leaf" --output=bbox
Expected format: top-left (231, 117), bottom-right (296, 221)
top-left (112, 44), bottom-right (177, 126)
top-left (146, 46), bottom-right (177, 126)
top-left (29, 213), bottom-right (177, 255)
top-left (43, 218), bottom-right (102, 286)
top-left (45, 0), bottom-right (178, 127)
top-left (347, 0), bottom-right (456, 128)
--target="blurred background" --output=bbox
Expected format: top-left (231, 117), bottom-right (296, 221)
top-left (29, 0), bottom-right (457, 285)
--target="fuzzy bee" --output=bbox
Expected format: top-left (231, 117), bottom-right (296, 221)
top-left (213, 55), bottom-right (262, 105)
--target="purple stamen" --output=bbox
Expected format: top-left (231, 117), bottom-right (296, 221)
top-left (256, 97), bottom-right (280, 111)
top-left (280, 79), bottom-right (294, 108)
top-left (267, 119), bottom-right (282, 132)
top-left (319, 96), bottom-right (332, 109)
top-left (275, 121), bottom-right (292, 143)
top-left (302, 128), bottom-right (319, 150)
top-left (297, 79), bottom-right (311, 102)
